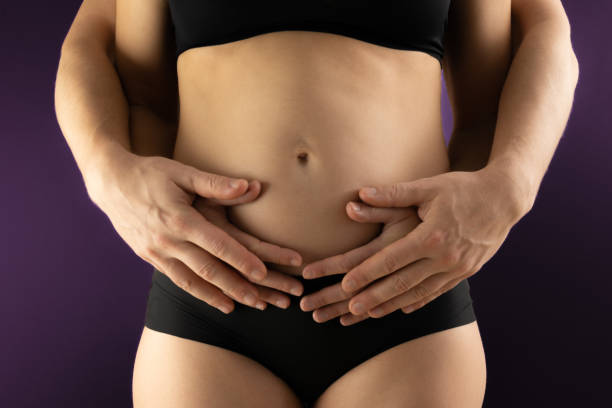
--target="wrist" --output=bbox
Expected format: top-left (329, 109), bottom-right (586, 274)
top-left (83, 139), bottom-right (138, 205)
top-left (480, 156), bottom-right (538, 221)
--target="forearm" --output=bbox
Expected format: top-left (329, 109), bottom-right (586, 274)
top-left (54, 42), bottom-right (177, 199)
top-left (447, 118), bottom-right (496, 172)
top-left (485, 21), bottom-right (579, 216)
top-left (55, 41), bottom-right (132, 188)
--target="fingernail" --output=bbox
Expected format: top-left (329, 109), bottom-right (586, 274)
top-left (256, 301), bottom-right (266, 310)
top-left (303, 268), bottom-right (316, 279)
top-left (229, 180), bottom-right (244, 189)
top-left (344, 279), bottom-right (357, 292)
top-left (219, 304), bottom-right (232, 314)
top-left (370, 306), bottom-right (384, 317)
top-left (290, 257), bottom-right (302, 266)
top-left (352, 302), bottom-right (365, 315)
top-left (363, 187), bottom-right (377, 196)
top-left (403, 305), bottom-right (416, 314)
top-left (276, 298), bottom-right (289, 308)
top-left (290, 286), bottom-right (303, 296)
top-left (350, 202), bottom-right (362, 212)
top-left (251, 269), bottom-right (265, 280)
top-left (244, 293), bottom-right (257, 307)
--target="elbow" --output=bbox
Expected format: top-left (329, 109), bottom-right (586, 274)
top-left (569, 48), bottom-right (580, 88)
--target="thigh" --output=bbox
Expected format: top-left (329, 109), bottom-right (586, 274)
top-left (132, 326), bottom-right (303, 408)
top-left (313, 321), bottom-right (487, 408)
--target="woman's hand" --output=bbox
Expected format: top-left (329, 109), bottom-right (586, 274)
top-left (299, 167), bottom-right (526, 326)
top-left (191, 194), bottom-right (307, 310)
top-left (88, 152), bottom-right (305, 314)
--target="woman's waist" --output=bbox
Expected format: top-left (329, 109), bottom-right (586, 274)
top-left (173, 128), bottom-right (448, 278)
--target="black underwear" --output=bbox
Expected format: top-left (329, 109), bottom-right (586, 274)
top-left (144, 267), bottom-right (476, 407)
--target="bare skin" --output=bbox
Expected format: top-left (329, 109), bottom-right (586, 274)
top-left (115, 0), bottom-right (504, 405)
top-left (172, 30), bottom-right (449, 277)
top-left (55, 0), bottom-right (576, 407)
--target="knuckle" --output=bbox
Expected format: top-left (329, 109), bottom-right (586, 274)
top-left (441, 248), bottom-right (461, 268)
top-left (174, 276), bottom-right (193, 293)
top-left (167, 211), bottom-right (190, 233)
top-left (207, 174), bottom-right (222, 192)
top-left (206, 235), bottom-right (228, 259)
top-left (413, 283), bottom-right (430, 299)
top-left (336, 255), bottom-right (353, 274)
top-left (388, 183), bottom-right (400, 199)
top-left (382, 249), bottom-right (400, 273)
top-left (195, 260), bottom-right (217, 281)
top-left (425, 228), bottom-right (447, 250)
top-left (393, 274), bottom-right (412, 293)
top-left (154, 232), bottom-right (174, 251)
top-left (140, 245), bottom-right (158, 261)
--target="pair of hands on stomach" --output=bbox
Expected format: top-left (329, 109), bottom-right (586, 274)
top-left (94, 152), bottom-right (521, 326)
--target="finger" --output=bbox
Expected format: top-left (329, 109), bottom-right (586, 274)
top-left (299, 282), bottom-right (355, 312)
top-left (311, 299), bottom-right (351, 323)
top-left (346, 257), bottom-right (437, 315)
top-left (401, 276), bottom-right (464, 314)
top-left (341, 221), bottom-right (432, 293)
top-left (172, 163), bottom-right (251, 200)
top-left (206, 180), bottom-right (262, 206)
top-left (253, 286), bottom-right (291, 309)
top-left (339, 313), bottom-right (369, 327)
top-left (346, 201), bottom-right (419, 224)
top-left (366, 271), bottom-right (455, 318)
top-left (302, 237), bottom-right (387, 279)
top-left (224, 222), bottom-right (304, 268)
top-left (358, 178), bottom-right (436, 208)
top-left (180, 205), bottom-right (268, 281)
top-left (219, 288), bottom-right (267, 311)
top-left (245, 269), bottom-right (304, 297)
top-left (172, 241), bottom-right (267, 310)
top-left (153, 257), bottom-right (235, 314)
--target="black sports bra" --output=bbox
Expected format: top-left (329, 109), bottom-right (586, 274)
top-left (167, 0), bottom-right (451, 65)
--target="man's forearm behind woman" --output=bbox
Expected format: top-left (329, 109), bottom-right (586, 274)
top-left (54, 39), bottom-right (178, 202)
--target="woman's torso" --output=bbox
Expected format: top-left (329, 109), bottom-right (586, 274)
top-left (172, 30), bottom-right (448, 277)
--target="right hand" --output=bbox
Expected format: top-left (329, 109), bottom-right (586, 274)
top-left (87, 152), bottom-right (305, 314)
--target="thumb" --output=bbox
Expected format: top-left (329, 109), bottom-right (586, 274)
top-left (346, 201), bottom-right (418, 224)
top-left (358, 178), bottom-right (436, 208)
top-left (174, 163), bottom-right (250, 200)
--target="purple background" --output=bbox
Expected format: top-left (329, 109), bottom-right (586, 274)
top-left (2, 1), bottom-right (610, 406)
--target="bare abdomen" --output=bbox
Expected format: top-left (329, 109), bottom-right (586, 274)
top-left (172, 31), bottom-right (449, 276)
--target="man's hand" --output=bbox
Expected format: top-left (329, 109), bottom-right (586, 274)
top-left (299, 205), bottom-right (422, 324)
top-left (88, 151), bottom-right (305, 315)
top-left (299, 165), bottom-right (526, 326)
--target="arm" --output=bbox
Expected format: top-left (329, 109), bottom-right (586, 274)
top-left (442, 0), bottom-right (512, 173)
top-left (295, 0), bottom-right (580, 322)
top-left (484, 0), bottom-right (579, 216)
top-left (54, 0), bottom-right (178, 201)
top-left (444, 0), bottom-right (579, 217)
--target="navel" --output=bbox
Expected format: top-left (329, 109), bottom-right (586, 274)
top-left (296, 151), bottom-right (309, 164)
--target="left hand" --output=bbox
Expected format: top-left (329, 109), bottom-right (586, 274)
top-left (299, 167), bottom-right (525, 326)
